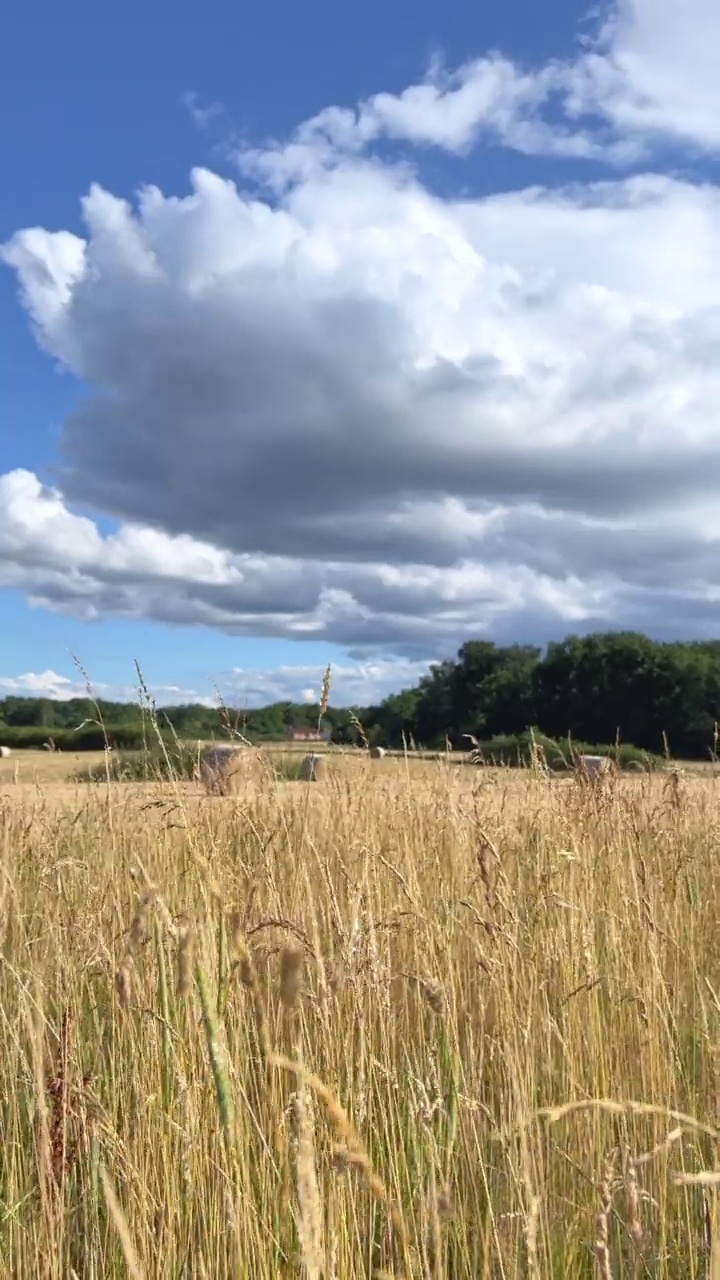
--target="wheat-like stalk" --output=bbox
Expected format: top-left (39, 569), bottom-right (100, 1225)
top-left (2, 734), bottom-right (718, 1276)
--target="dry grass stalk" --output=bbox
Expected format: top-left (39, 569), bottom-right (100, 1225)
top-left (709, 1192), bottom-right (720, 1280)
top-left (128, 887), bottom-right (155, 953)
top-left (115, 955), bottom-right (134, 1009)
top-left (2, 746), bottom-right (719, 1276)
top-left (622, 1148), bottom-right (645, 1252)
top-left (535, 1099), bottom-right (719, 1143)
top-left (279, 947), bottom-right (304, 1008)
top-left (319, 665), bottom-right (332, 722)
top-left (195, 963), bottom-right (236, 1158)
top-left (271, 1052), bottom-right (410, 1273)
top-left (46, 1005), bottom-right (79, 1192)
top-left (100, 1165), bottom-right (144, 1280)
top-left (115, 886), bottom-right (156, 1009)
top-left (424, 1161), bottom-right (449, 1279)
top-left (176, 924), bottom-right (194, 997)
top-left (230, 919), bottom-right (272, 1065)
top-left (293, 1081), bottom-right (324, 1278)
top-left (24, 989), bottom-right (55, 1240)
top-left (349, 710), bottom-right (369, 750)
top-left (594, 1150), bottom-right (616, 1280)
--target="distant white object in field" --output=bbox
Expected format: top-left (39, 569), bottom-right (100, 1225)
top-left (369, 746), bottom-right (386, 759)
top-left (301, 753), bottom-right (326, 781)
top-left (577, 754), bottom-right (613, 780)
top-left (0, 745), bottom-right (10, 758)
top-left (198, 745), bottom-right (242, 794)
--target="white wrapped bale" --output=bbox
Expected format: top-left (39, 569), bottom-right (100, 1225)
top-left (198, 745), bottom-right (244, 795)
top-left (577, 754), bottom-right (614, 781)
top-left (301, 753), bottom-right (327, 782)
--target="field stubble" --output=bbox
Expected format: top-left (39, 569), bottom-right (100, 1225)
top-left (0, 754), bottom-right (718, 1278)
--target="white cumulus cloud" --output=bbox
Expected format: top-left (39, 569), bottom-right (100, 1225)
top-left (238, 0), bottom-right (720, 179)
top-left (4, 0), bottom-right (720, 664)
top-left (0, 658), bottom-right (432, 709)
top-left (0, 669), bottom-right (216, 707)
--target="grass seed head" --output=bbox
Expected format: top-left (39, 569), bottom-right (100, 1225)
top-left (422, 981), bottom-right (445, 1016)
top-left (115, 956), bottom-right (134, 1010)
top-left (279, 947), bottom-right (304, 1008)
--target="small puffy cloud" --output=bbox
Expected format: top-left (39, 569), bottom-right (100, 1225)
top-left (0, 671), bottom-right (78, 699)
top-left (238, 57), bottom-right (617, 190)
top-left (239, 0), bottom-right (720, 175)
top-left (182, 92), bottom-right (225, 133)
top-left (225, 658), bottom-right (432, 706)
top-left (0, 658), bottom-right (432, 709)
top-left (0, 668), bottom-right (214, 706)
top-left (5, 2), bottom-right (720, 658)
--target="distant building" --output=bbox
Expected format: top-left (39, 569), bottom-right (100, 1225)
top-left (286, 727), bottom-right (332, 743)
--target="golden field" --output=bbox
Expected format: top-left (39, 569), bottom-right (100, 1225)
top-left (0, 748), bottom-right (718, 1278)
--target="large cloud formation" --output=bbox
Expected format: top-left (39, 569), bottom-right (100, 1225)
top-left (4, 0), bottom-right (720, 661)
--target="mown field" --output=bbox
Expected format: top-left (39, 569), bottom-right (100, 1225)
top-left (0, 749), bottom-right (718, 1278)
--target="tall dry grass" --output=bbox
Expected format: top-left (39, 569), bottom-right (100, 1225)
top-left (0, 761), bottom-right (718, 1277)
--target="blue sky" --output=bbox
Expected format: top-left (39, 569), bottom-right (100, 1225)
top-left (3, 0), bottom-right (720, 706)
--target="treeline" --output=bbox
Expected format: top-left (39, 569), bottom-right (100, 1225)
top-left (2, 631), bottom-right (720, 758)
top-left (354, 631), bottom-right (720, 759)
top-left (0, 697), bottom-right (346, 752)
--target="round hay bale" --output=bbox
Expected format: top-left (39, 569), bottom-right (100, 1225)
top-left (576, 754), bottom-right (615, 782)
top-left (0, 745), bottom-right (11, 759)
top-left (624, 759), bottom-right (646, 773)
top-left (301, 753), bottom-right (327, 782)
top-left (198, 745), bottom-right (245, 796)
top-left (369, 745), bottom-right (386, 759)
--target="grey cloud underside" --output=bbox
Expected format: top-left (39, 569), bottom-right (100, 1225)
top-left (52, 259), bottom-right (720, 562)
top-left (8, 482), bottom-right (714, 610)
top-left (60, 380), bottom-right (720, 563)
top-left (17, 560), bottom-right (720, 651)
top-left (489, 515), bottom-right (720, 588)
top-left (61, 394), bottom-right (720, 566)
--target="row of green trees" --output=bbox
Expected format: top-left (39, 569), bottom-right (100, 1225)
top-left (0, 694), bottom-right (326, 736)
top-left (353, 631), bottom-right (720, 758)
top-left (0, 697), bottom-right (345, 751)
top-left (2, 631), bottom-right (720, 757)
